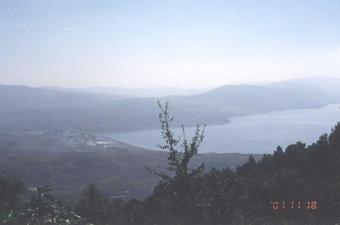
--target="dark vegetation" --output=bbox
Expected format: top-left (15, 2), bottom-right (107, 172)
top-left (0, 134), bottom-right (254, 203)
top-left (1, 186), bottom-right (85, 225)
top-left (1, 101), bottom-right (340, 224)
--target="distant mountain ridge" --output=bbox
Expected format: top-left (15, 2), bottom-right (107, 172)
top-left (268, 76), bottom-right (340, 99)
top-left (42, 86), bottom-right (211, 98)
top-left (178, 84), bottom-right (327, 113)
top-left (0, 85), bottom-right (122, 112)
top-left (1, 76), bottom-right (340, 133)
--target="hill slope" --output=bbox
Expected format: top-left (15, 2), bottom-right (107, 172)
top-left (1, 76), bottom-right (340, 133)
top-left (0, 132), bottom-right (259, 204)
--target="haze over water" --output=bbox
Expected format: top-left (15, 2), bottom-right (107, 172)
top-left (104, 104), bottom-right (340, 154)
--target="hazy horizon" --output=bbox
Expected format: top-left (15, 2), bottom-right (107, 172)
top-left (1, 0), bottom-right (340, 88)
top-left (0, 75), bottom-right (339, 90)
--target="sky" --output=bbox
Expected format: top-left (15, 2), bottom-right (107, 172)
top-left (1, 0), bottom-right (340, 88)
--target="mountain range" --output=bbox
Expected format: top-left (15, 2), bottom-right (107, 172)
top-left (1, 76), bottom-right (340, 133)
top-left (1, 76), bottom-right (340, 205)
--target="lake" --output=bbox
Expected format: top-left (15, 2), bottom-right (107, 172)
top-left (102, 104), bottom-right (340, 154)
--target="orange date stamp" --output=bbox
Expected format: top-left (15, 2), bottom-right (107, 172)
top-left (270, 201), bottom-right (317, 210)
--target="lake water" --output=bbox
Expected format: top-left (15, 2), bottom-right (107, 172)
top-left (102, 104), bottom-right (340, 154)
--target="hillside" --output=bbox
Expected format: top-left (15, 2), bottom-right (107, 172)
top-left (63, 122), bottom-right (340, 225)
top-left (0, 85), bottom-right (229, 133)
top-left (0, 133), bottom-right (258, 204)
top-left (1, 77), bottom-right (340, 133)
top-left (169, 83), bottom-right (331, 115)
top-left (269, 76), bottom-right (340, 99)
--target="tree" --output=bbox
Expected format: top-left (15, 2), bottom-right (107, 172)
top-left (0, 175), bottom-right (24, 213)
top-left (143, 102), bottom-right (207, 225)
top-left (2, 186), bottom-right (86, 225)
top-left (76, 183), bottom-right (107, 225)
top-left (157, 101), bottom-right (206, 177)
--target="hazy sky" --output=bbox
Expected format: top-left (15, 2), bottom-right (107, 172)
top-left (1, 0), bottom-right (340, 88)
